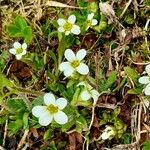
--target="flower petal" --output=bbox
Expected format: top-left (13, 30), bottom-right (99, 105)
top-left (76, 63), bottom-right (89, 75)
top-left (88, 13), bottom-right (94, 20)
top-left (16, 54), bottom-right (23, 60)
top-left (9, 48), bottom-right (16, 55)
top-left (80, 90), bottom-right (91, 101)
top-left (55, 98), bottom-right (67, 110)
top-left (138, 76), bottom-right (150, 84)
top-left (65, 31), bottom-right (71, 35)
top-left (39, 114), bottom-right (53, 126)
top-left (44, 93), bottom-right (56, 106)
top-left (101, 131), bottom-right (109, 140)
top-left (57, 18), bottom-right (66, 26)
top-left (68, 15), bottom-right (76, 24)
top-left (91, 89), bottom-right (100, 104)
top-left (71, 25), bottom-right (80, 35)
top-left (64, 67), bottom-right (74, 77)
top-left (13, 42), bottom-right (21, 49)
top-left (21, 49), bottom-right (27, 55)
top-left (59, 62), bottom-right (71, 71)
top-left (146, 64), bottom-right (150, 75)
top-left (54, 111), bottom-right (68, 124)
top-left (58, 27), bottom-right (65, 32)
top-left (91, 19), bottom-right (98, 26)
top-left (32, 106), bottom-right (47, 117)
top-left (144, 84), bottom-right (150, 95)
top-left (65, 49), bottom-right (76, 62)
top-left (77, 81), bottom-right (86, 87)
top-left (76, 49), bottom-right (87, 61)
top-left (91, 89), bottom-right (100, 98)
top-left (22, 43), bottom-right (27, 50)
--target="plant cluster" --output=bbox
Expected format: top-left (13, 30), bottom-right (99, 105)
top-left (0, 0), bottom-right (150, 149)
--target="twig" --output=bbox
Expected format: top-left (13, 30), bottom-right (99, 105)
top-left (137, 103), bottom-right (142, 141)
top-left (88, 106), bottom-right (95, 130)
top-left (96, 103), bottom-right (116, 109)
top-left (0, 146), bottom-right (6, 150)
top-left (129, 59), bottom-right (150, 65)
top-left (144, 19), bottom-right (150, 51)
top-left (2, 119), bottom-right (8, 147)
top-left (120, 0), bottom-right (133, 18)
top-left (17, 129), bottom-right (29, 150)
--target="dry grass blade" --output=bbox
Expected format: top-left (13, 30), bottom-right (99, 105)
top-left (17, 129), bottom-right (29, 150)
top-left (46, 1), bottom-right (82, 9)
top-left (143, 123), bottom-right (150, 132)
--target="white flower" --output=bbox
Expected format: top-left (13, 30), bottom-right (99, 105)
top-left (138, 64), bottom-right (150, 95)
top-left (86, 13), bottom-right (98, 29)
top-left (101, 126), bottom-right (115, 140)
top-left (57, 15), bottom-right (80, 35)
top-left (32, 93), bottom-right (68, 126)
top-left (9, 42), bottom-right (27, 60)
top-left (59, 49), bottom-right (89, 77)
top-left (77, 82), bottom-right (100, 104)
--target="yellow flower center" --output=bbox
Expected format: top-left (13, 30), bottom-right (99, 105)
top-left (71, 60), bottom-right (80, 68)
top-left (16, 48), bottom-right (23, 54)
top-left (47, 104), bottom-right (59, 114)
top-left (87, 20), bottom-right (92, 26)
top-left (63, 22), bottom-right (73, 31)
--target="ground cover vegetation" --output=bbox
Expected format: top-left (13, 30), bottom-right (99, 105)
top-left (0, 0), bottom-right (150, 149)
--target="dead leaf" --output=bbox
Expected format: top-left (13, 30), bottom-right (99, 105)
top-left (9, 60), bottom-right (32, 81)
top-left (68, 133), bottom-right (76, 150)
top-left (99, 2), bottom-right (116, 24)
top-left (30, 128), bottom-right (39, 138)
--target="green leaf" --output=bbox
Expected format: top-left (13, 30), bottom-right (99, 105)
top-left (61, 105), bottom-right (77, 132)
top-left (23, 112), bottom-right (29, 129)
top-left (94, 14), bottom-right (107, 33)
top-left (6, 25), bottom-right (21, 37)
top-left (127, 87), bottom-right (143, 95)
top-left (119, 133), bottom-right (132, 144)
top-left (48, 50), bottom-right (58, 65)
top-left (145, 0), bottom-right (150, 6)
top-left (22, 26), bottom-right (33, 44)
top-left (15, 16), bottom-right (28, 30)
top-left (6, 16), bottom-right (33, 43)
top-left (77, 0), bottom-right (87, 7)
top-left (76, 115), bottom-right (87, 133)
top-left (0, 73), bottom-right (14, 94)
top-left (0, 51), bottom-right (9, 72)
top-left (0, 116), bottom-right (7, 125)
top-left (48, 141), bottom-right (57, 150)
top-left (7, 99), bottom-right (26, 113)
top-left (8, 119), bottom-right (23, 134)
top-left (106, 71), bottom-right (117, 88)
top-left (142, 140), bottom-right (150, 150)
top-left (67, 79), bottom-right (76, 88)
top-left (32, 96), bottom-right (43, 106)
top-left (87, 2), bottom-right (98, 13)
top-left (58, 36), bottom-right (67, 65)
top-left (58, 83), bottom-right (74, 101)
top-left (44, 129), bottom-right (54, 141)
top-left (124, 14), bottom-right (134, 24)
top-left (124, 66), bottom-right (139, 83)
top-left (71, 88), bottom-right (81, 106)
